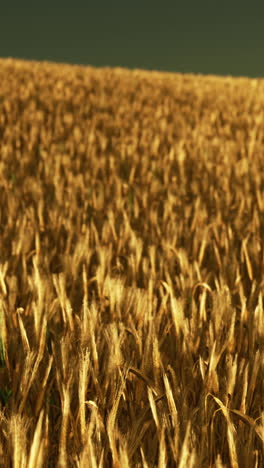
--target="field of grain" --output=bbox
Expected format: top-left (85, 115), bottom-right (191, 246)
top-left (0, 57), bottom-right (263, 467)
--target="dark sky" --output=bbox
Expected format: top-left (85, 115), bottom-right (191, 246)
top-left (1, 1), bottom-right (263, 78)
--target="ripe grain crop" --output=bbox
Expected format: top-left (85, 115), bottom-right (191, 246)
top-left (0, 57), bottom-right (264, 467)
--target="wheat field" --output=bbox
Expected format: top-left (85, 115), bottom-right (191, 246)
top-left (0, 58), bottom-right (263, 467)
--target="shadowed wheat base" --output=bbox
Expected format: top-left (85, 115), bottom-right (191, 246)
top-left (0, 58), bottom-right (264, 467)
